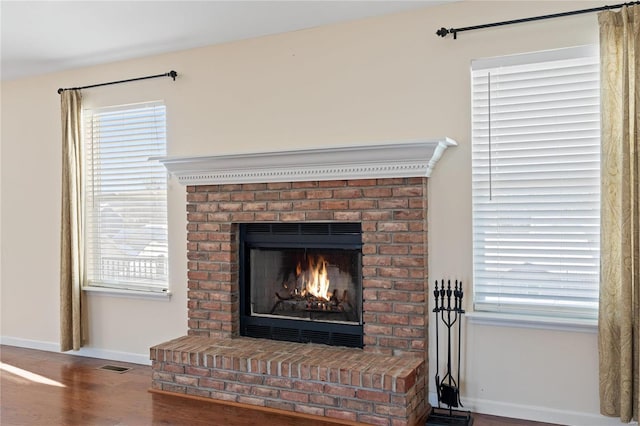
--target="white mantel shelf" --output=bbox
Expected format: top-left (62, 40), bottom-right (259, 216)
top-left (159, 138), bottom-right (457, 185)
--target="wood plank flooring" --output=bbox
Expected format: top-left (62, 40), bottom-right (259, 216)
top-left (1, 345), bottom-right (558, 426)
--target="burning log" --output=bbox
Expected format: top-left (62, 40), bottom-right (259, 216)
top-left (270, 287), bottom-right (352, 315)
top-left (269, 254), bottom-right (354, 318)
top-left (275, 292), bottom-right (292, 301)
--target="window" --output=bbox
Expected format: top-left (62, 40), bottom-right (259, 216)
top-left (84, 101), bottom-right (168, 293)
top-left (471, 46), bottom-right (600, 320)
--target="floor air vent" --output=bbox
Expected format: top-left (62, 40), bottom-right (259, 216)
top-left (98, 365), bottom-right (131, 373)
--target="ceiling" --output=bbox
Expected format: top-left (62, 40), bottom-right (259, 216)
top-left (1, 0), bottom-right (451, 81)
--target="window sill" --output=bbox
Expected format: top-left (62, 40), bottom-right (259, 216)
top-left (465, 311), bottom-right (597, 333)
top-left (83, 286), bottom-right (171, 301)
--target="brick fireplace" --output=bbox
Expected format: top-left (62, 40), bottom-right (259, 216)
top-left (151, 139), bottom-right (456, 425)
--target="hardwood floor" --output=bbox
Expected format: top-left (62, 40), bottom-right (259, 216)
top-left (1, 345), bottom-right (558, 426)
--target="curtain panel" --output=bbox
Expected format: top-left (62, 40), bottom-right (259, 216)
top-left (598, 5), bottom-right (640, 423)
top-left (60, 89), bottom-right (85, 352)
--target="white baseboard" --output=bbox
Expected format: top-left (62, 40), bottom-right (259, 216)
top-left (429, 392), bottom-right (629, 426)
top-left (1, 336), bottom-right (60, 352)
top-left (0, 336), bottom-right (151, 366)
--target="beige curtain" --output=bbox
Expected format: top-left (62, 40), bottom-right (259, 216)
top-left (60, 89), bottom-right (85, 352)
top-left (598, 5), bottom-right (640, 423)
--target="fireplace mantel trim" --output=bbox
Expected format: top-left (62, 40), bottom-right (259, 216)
top-left (159, 138), bottom-right (457, 185)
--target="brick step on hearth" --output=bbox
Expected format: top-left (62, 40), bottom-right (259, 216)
top-left (150, 335), bottom-right (427, 426)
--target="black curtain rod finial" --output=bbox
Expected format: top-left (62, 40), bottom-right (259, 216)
top-left (168, 70), bottom-right (177, 81)
top-left (436, 27), bottom-right (450, 37)
top-left (436, 27), bottom-right (458, 39)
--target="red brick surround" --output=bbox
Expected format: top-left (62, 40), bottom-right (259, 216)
top-left (152, 177), bottom-right (429, 425)
top-left (185, 177), bottom-right (428, 356)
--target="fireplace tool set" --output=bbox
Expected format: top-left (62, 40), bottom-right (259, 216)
top-left (426, 279), bottom-right (473, 426)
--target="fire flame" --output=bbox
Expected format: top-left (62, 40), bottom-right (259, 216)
top-left (298, 256), bottom-right (331, 300)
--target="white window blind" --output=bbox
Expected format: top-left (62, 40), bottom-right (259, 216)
top-left (471, 46), bottom-right (600, 320)
top-left (85, 102), bottom-right (168, 293)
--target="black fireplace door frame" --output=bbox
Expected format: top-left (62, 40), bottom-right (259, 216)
top-left (239, 223), bottom-right (364, 348)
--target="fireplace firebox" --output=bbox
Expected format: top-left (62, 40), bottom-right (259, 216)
top-left (239, 222), bottom-right (363, 348)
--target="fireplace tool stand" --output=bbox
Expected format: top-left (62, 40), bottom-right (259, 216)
top-left (426, 279), bottom-right (473, 426)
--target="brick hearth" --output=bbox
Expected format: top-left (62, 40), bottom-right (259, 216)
top-left (151, 335), bottom-right (426, 425)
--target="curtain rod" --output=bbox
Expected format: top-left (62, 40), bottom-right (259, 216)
top-left (57, 70), bottom-right (178, 94)
top-left (436, 1), bottom-right (639, 39)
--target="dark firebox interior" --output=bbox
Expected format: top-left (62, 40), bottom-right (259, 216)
top-left (239, 223), bottom-right (363, 348)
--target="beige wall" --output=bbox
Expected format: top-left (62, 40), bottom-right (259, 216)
top-left (1, 1), bottom-right (613, 423)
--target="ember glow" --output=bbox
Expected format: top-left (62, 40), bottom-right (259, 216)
top-left (298, 256), bottom-right (331, 300)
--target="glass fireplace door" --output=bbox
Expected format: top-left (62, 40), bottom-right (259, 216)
top-left (239, 223), bottom-right (363, 348)
top-left (249, 247), bottom-right (361, 324)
